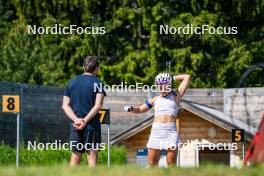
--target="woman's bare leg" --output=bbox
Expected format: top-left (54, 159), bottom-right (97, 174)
top-left (148, 148), bottom-right (161, 166)
top-left (166, 147), bottom-right (178, 166)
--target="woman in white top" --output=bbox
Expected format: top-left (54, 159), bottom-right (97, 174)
top-left (124, 73), bottom-right (190, 167)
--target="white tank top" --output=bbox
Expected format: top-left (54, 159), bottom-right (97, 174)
top-left (154, 92), bottom-right (180, 116)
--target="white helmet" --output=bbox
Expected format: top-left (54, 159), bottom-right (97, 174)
top-left (155, 73), bottom-right (172, 85)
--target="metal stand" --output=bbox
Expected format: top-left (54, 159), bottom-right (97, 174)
top-left (177, 147), bottom-right (180, 167)
top-left (242, 143), bottom-right (245, 161)
top-left (16, 112), bottom-right (20, 168)
top-left (107, 124), bottom-right (110, 167)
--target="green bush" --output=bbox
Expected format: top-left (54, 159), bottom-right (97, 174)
top-left (1, 1), bottom-right (263, 88)
top-left (0, 145), bottom-right (16, 166)
top-left (98, 145), bottom-right (126, 165)
top-left (0, 144), bottom-right (126, 166)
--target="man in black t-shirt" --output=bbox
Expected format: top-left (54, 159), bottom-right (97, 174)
top-left (62, 56), bottom-right (106, 167)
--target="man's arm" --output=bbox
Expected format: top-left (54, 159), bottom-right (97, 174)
top-left (83, 93), bottom-right (104, 124)
top-left (62, 96), bottom-right (79, 123)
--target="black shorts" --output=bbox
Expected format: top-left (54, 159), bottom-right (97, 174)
top-left (69, 124), bottom-right (101, 153)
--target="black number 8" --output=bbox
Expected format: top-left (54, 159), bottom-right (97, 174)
top-left (7, 97), bottom-right (15, 110)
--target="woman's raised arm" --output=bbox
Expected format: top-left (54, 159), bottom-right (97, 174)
top-left (173, 74), bottom-right (191, 97)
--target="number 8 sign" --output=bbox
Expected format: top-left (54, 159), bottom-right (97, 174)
top-left (2, 95), bottom-right (20, 113)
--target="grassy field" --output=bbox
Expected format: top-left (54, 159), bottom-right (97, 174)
top-left (0, 145), bottom-right (126, 166)
top-left (0, 164), bottom-right (263, 176)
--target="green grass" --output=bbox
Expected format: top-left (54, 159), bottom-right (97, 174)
top-left (0, 144), bottom-right (126, 166)
top-left (0, 164), bottom-right (263, 176)
top-left (1, 144), bottom-right (263, 176)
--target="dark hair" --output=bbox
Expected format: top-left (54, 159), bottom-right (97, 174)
top-left (83, 56), bottom-right (99, 73)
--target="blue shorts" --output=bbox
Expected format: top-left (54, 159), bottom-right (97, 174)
top-left (69, 124), bottom-right (101, 153)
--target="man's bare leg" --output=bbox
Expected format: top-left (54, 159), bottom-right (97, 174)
top-left (70, 151), bottom-right (83, 166)
top-left (87, 150), bottom-right (98, 167)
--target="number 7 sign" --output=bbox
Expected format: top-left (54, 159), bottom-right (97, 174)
top-left (2, 95), bottom-right (20, 113)
top-left (99, 109), bottom-right (110, 124)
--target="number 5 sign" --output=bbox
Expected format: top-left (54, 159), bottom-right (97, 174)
top-left (2, 95), bottom-right (20, 113)
top-left (232, 129), bottom-right (245, 143)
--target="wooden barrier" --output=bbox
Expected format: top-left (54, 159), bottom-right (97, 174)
top-left (0, 81), bottom-right (263, 146)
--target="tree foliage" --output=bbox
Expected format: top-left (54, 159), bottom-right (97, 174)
top-left (0, 0), bottom-right (263, 87)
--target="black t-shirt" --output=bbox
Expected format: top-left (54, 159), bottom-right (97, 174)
top-left (64, 74), bottom-right (106, 130)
